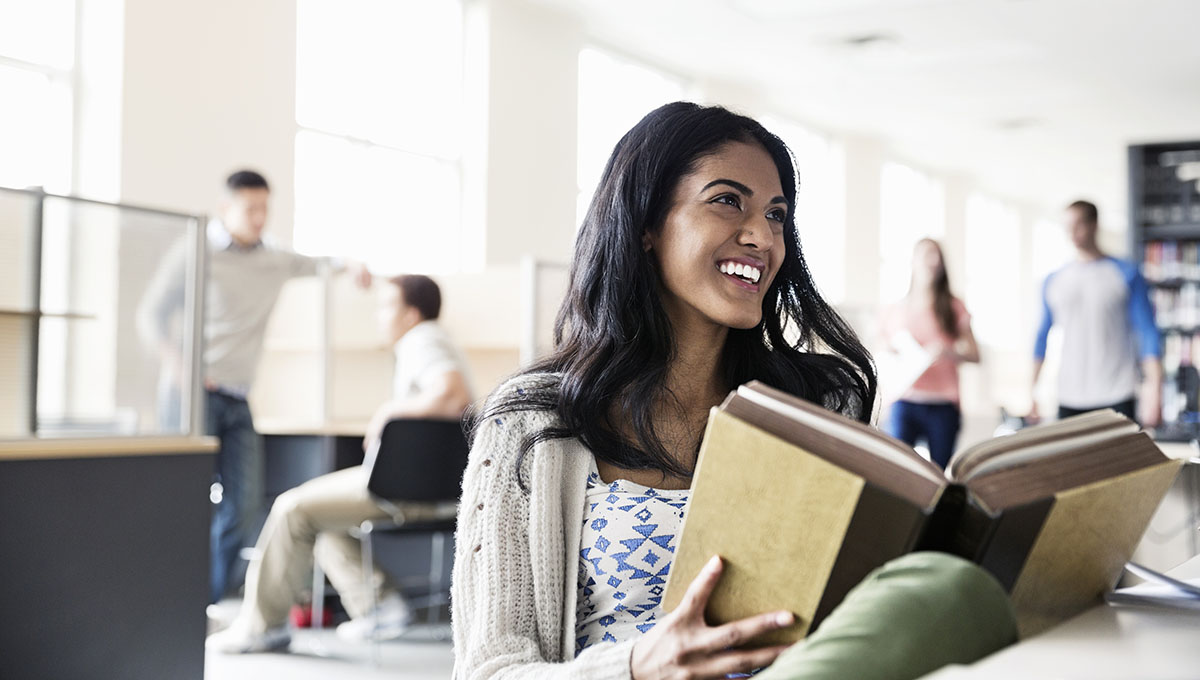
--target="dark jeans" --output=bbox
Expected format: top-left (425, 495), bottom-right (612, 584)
top-left (1058, 398), bottom-right (1136, 421)
top-left (205, 390), bottom-right (264, 603)
top-left (887, 400), bottom-right (961, 470)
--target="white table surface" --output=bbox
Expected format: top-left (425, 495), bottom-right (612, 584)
top-left (920, 554), bottom-right (1200, 680)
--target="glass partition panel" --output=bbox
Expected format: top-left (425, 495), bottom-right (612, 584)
top-left (34, 195), bottom-right (203, 437)
top-left (0, 187), bottom-right (205, 439)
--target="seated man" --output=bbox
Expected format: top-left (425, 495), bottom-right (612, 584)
top-left (207, 274), bottom-right (473, 653)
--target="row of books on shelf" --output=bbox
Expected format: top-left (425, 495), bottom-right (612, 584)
top-left (1143, 240), bottom-right (1200, 282)
top-left (1161, 331), bottom-right (1200, 427)
top-left (1152, 285), bottom-right (1200, 328)
top-left (1142, 202), bottom-right (1200, 227)
top-left (1138, 155), bottom-right (1200, 226)
top-left (1162, 330), bottom-right (1200, 374)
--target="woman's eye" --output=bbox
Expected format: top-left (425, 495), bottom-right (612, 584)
top-left (767, 209), bottom-right (786, 223)
top-left (712, 194), bottom-right (741, 209)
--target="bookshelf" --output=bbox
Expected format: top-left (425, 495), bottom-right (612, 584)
top-left (1130, 141), bottom-right (1200, 438)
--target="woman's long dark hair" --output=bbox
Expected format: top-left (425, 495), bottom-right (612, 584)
top-left (473, 102), bottom-right (876, 483)
top-left (910, 238), bottom-right (959, 338)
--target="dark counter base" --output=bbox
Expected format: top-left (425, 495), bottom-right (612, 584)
top-left (0, 451), bottom-right (213, 680)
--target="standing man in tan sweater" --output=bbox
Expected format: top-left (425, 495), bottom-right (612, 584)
top-left (138, 170), bottom-right (370, 604)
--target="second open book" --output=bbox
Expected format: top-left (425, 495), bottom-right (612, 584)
top-left (662, 382), bottom-right (1181, 642)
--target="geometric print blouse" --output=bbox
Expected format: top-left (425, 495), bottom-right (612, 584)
top-left (575, 458), bottom-right (690, 656)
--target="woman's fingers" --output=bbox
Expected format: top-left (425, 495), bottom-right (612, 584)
top-left (697, 610), bottom-right (794, 654)
top-left (692, 645), bottom-right (791, 679)
top-left (678, 555), bottom-right (723, 618)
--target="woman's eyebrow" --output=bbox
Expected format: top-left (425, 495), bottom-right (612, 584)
top-left (699, 178), bottom-right (788, 206)
top-left (700, 178), bottom-right (753, 195)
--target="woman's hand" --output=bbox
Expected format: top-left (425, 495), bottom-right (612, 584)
top-left (631, 556), bottom-right (793, 680)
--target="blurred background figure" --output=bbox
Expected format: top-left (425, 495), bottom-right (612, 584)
top-left (1030, 200), bottom-right (1162, 427)
top-left (139, 170), bottom-right (371, 605)
top-left (206, 275), bottom-right (473, 654)
top-left (878, 238), bottom-right (980, 468)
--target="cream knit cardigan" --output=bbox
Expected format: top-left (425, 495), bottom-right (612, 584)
top-left (451, 378), bottom-right (637, 679)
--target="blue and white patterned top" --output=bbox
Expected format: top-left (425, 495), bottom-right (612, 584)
top-left (575, 458), bottom-right (690, 656)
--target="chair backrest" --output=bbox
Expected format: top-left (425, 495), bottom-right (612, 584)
top-left (366, 418), bottom-right (470, 503)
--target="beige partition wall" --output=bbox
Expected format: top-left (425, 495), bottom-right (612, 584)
top-left (252, 266), bottom-right (533, 431)
top-left (0, 191), bottom-right (36, 437)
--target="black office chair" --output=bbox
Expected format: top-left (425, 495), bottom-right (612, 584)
top-left (311, 418), bottom-right (468, 649)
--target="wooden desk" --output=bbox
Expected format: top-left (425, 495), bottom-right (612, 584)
top-left (254, 418), bottom-right (370, 438)
top-left (922, 555), bottom-right (1200, 679)
top-left (0, 437), bottom-right (217, 680)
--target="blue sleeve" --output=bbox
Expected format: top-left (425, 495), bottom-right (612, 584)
top-left (1115, 258), bottom-right (1161, 359)
top-left (1033, 273), bottom-right (1054, 360)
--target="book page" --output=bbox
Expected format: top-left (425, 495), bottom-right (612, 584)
top-left (958, 422), bottom-right (1141, 483)
top-left (967, 434), bottom-right (1167, 512)
top-left (878, 329), bottom-right (938, 401)
top-left (949, 410), bottom-right (1137, 482)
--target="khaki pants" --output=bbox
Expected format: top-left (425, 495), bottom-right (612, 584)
top-left (240, 466), bottom-right (407, 633)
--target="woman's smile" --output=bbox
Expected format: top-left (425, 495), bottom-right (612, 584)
top-left (716, 256), bottom-right (766, 292)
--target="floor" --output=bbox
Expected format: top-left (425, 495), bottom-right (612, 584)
top-left (204, 600), bottom-right (455, 680)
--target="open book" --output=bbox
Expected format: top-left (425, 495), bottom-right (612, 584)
top-left (662, 382), bottom-right (1182, 642)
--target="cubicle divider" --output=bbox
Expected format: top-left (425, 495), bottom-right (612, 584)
top-left (0, 185), bottom-right (208, 439)
top-left (0, 187), bottom-right (214, 679)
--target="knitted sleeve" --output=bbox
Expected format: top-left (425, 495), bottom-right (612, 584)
top-left (451, 402), bottom-right (635, 680)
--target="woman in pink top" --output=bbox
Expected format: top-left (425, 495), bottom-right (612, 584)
top-left (879, 238), bottom-right (980, 468)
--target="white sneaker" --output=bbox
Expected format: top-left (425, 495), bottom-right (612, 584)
top-left (336, 593), bottom-right (413, 642)
top-left (205, 621), bottom-right (291, 654)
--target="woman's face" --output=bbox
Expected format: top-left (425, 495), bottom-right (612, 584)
top-left (912, 240), bottom-right (944, 280)
top-left (646, 141), bottom-right (788, 332)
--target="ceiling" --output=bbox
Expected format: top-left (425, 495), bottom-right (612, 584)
top-left (533, 0), bottom-right (1200, 224)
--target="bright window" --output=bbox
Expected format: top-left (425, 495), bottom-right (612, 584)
top-left (576, 47), bottom-right (686, 226)
top-left (1032, 217), bottom-right (1072, 284)
top-left (761, 116), bottom-right (846, 304)
top-left (879, 161), bottom-right (945, 303)
top-left (965, 193), bottom-right (1022, 347)
top-left (293, 0), bottom-right (464, 275)
top-left (0, 0), bottom-right (76, 193)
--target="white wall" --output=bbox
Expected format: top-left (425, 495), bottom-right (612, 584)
top-left (482, 0), bottom-right (581, 267)
top-left (119, 0), bottom-right (297, 236)
top-left (117, 0), bottom-right (588, 269)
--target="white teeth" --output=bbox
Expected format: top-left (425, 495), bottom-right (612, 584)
top-left (718, 261), bottom-right (763, 284)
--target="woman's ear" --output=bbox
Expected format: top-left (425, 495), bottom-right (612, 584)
top-left (642, 231), bottom-right (653, 252)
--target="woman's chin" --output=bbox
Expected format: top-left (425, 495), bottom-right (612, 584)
top-left (718, 312), bottom-right (763, 331)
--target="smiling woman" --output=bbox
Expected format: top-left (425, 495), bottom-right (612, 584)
top-left (486, 102), bottom-right (876, 482)
top-left (450, 102), bottom-right (1016, 680)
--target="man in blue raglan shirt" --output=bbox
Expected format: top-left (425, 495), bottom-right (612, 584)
top-left (1030, 200), bottom-right (1162, 426)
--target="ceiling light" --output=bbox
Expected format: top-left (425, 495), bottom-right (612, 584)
top-left (995, 118), bottom-right (1041, 131)
top-left (841, 32), bottom-right (898, 48)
